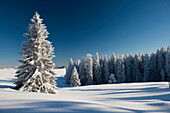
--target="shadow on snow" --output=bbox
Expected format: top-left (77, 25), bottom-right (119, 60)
top-left (0, 100), bottom-right (170, 113)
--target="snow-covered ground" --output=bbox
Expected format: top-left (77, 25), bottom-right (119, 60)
top-left (0, 68), bottom-right (170, 113)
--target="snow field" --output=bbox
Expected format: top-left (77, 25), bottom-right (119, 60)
top-left (0, 68), bottom-right (170, 113)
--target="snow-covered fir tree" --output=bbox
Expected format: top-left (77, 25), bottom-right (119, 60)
top-left (103, 55), bottom-right (110, 83)
top-left (133, 54), bottom-right (141, 82)
top-left (100, 55), bottom-right (105, 83)
top-left (116, 55), bottom-right (125, 83)
top-left (119, 55), bottom-right (126, 83)
top-left (109, 53), bottom-right (117, 76)
top-left (158, 47), bottom-right (166, 81)
top-left (138, 53), bottom-right (144, 81)
top-left (75, 59), bottom-right (81, 73)
top-left (116, 56), bottom-right (121, 83)
top-left (93, 52), bottom-right (102, 84)
top-left (149, 53), bottom-right (158, 81)
top-left (70, 66), bottom-right (81, 87)
top-left (108, 74), bottom-right (117, 84)
top-left (125, 54), bottom-right (134, 82)
top-left (143, 53), bottom-right (150, 82)
top-left (156, 49), bottom-right (161, 81)
top-left (124, 54), bottom-right (128, 82)
top-left (79, 58), bottom-right (87, 85)
top-left (65, 58), bottom-right (74, 84)
top-left (86, 54), bottom-right (93, 85)
top-left (15, 12), bottom-right (56, 94)
top-left (141, 53), bottom-right (146, 81)
top-left (166, 46), bottom-right (170, 82)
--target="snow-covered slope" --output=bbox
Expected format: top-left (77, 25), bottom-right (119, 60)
top-left (0, 68), bottom-right (170, 113)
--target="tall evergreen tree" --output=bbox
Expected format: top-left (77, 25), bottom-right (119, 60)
top-left (109, 53), bottom-right (117, 75)
top-left (100, 55), bottom-right (105, 83)
top-left (133, 54), bottom-right (141, 82)
top-left (143, 53), bottom-right (150, 82)
top-left (156, 49), bottom-right (161, 81)
top-left (65, 58), bottom-right (74, 84)
top-left (86, 54), bottom-right (93, 85)
top-left (93, 52), bottom-right (102, 84)
top-left (79, 58), bottom-right (87, 85)
top-left (15, 12), bottom-right (56, 94)
top-left (149, 53), bottom-right (158, 81)
top-left (138, 53), bottom-right (144, 82)
top-left (158, 47), bottom-right (166, 81)
top-left (125, 54), bottom-right (134, 82)
top-left (141, 53), bottom-right (146, 81)
top-left (166, 46), bottom-right (170, 82)
top-left (75, 59), bottom-right (81, 73)
top-left (104, 56), bottom-right (110, 83)
top-left (124, 54), bottom-right (128, 82)
top-left (70, 66), bottom-right (81, 87)
top-left (119, 55), bottom-right (126, 83)
top-left (116, 56), bottom-right (121, 83)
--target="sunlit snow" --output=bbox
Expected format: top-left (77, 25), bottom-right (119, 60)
top-left (0, 68), bottom-right (170, 113)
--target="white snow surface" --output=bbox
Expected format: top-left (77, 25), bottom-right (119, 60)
top-left (0, 68), bottom-right (170, 113)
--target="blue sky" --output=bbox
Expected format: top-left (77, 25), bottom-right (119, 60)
top-left (0, 0), bottom-right (170, 66)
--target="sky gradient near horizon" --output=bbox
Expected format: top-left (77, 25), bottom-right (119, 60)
top-left (0, 0), bottom-right (170, 66)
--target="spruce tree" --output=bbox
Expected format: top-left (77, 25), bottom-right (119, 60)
top-left (125, 54), bottom-right (134, 82)
top-left (15, 12), bottom-right (56, 94)
top-left (86, 54), bottom-right (93, 85)
top-left (149, 53), bottom-right (158, 81)
top-left (109, 53), bottom-right (117, 75)
top-left (133, 54), bottom-right (141, 82)
top-left (119, 55), bottom-right (126, 83)
top-left (79, 58), bottom-right (86, 85)
top-left (143, 53), bottom-right (150, 82)
top-left (93, 52), bottom-right (102, 84)
top-left (104, 55), bottom-right (110, 83)
top-left (116, 56), bottom-right (121, 83)
top-left (138, 53), bottom-right (144, 82)
top-left (166, 46), bottom-right (170, 84)
top-left (124, 54), bottom-right (128, 82)
top-left (66, 58), bottom-right (74, 84)
top-left (70, 66), bottom-right (81, 87)
top-left (75, 59), bottom-right (81, 73)
top-left (100, 55), bottom-right (105, 83)
top-left (158, 47), bottom-right (166, 81)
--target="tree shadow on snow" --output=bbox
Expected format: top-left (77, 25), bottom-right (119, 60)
top-left (114, 106), bottom-right (170, 113)
top-left (0, 100), bottom-right (119, 113)
top-left (99, 86), bottom-right (170, 102)
top-left (0, 78), bottom-right (16, 83)
top-left (0, 100), bottom-right (169, 113)
top-left (0, 85), bottom-right (14, 89)
top-left (108, 93), bottom-right (170, 101)
top-left (0, 78), bottom-right (16, 89)
top-left (98, 86), bottom-right (170, 95)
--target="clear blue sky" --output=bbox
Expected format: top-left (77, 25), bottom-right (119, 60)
top-left (0, 0), bottom-right (170, 66)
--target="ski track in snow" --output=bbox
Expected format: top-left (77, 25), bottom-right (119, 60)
top-left (0, 68), bottom-right (170, 113)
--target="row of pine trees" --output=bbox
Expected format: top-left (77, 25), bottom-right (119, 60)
top-left (66, 46), bottom-right (170, 87)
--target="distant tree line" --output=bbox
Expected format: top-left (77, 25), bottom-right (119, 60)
top-left (66, 46), bottom-right (170, 87)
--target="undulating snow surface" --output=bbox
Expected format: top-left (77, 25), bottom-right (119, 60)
top-left (0, 68), bottom-right (170, 113)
